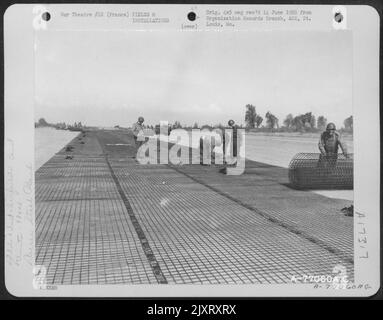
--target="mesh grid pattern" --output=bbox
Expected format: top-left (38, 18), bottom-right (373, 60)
top-left (35, 130), bottom-right (354, 285)
top-left (288, 153), bottom-right (353, 189)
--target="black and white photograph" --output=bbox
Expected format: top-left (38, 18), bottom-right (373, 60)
top-left (3, 4), bottom-right (380, 297)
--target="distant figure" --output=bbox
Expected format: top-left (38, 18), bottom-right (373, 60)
top-left (318, 123), bottom-right (348, 167)
top-left (219, 120), bottom-right (238, 173)
top-left (132, 116), bottom-right (145, 158)
top-left (227, 119), bottom-right (237, 158)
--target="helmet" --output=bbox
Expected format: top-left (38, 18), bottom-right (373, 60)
top-left (326, 123), bottom-right (336, 130)
top-left (138, 116), bottom-right (144, 122)
top-left (228, 119), bottom-right (235, 126)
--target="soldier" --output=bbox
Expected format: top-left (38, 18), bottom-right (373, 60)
top-left (219, 120), bottom-right (238, 173)
top-left (132, 116), bottom-right (145, 158)
top-left (227, 119), bottom-right (237, 158)
top-left (318, 122), bottom-right (348, 167)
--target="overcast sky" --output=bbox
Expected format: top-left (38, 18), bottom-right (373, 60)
top-left (35, 30), bottom-right (352, 128)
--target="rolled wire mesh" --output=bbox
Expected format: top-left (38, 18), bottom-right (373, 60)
top-left (288, 153), bottom-right (353, 189)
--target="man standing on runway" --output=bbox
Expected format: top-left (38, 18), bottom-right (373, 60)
top-left (219, 119), bottom-right (238, 174)
top-left (318, 122), bottom-right (349, 168)
top-left (132, 116), bottom-right (145, 159)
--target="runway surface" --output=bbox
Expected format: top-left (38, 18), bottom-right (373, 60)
top-left (35, 129), bottom-right (354, 285)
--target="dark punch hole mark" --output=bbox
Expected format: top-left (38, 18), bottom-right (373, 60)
top-left (42, 12), bottom-right (51, 21)
top-left (334, 12), bottom-right (343, 23)
top-left (187, 11), bottom-right (196, 21)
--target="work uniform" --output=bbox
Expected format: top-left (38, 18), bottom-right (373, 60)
top-left (218, 125), bottom-right (240, 173)
top-left (132, 122), bottom-right (145, 153)
top-left (318, 131), bottom-right (347, 167)
top-left (223, 125), bottom-right (238, 158)
top-left (319, 131), bottom-right (342, 154)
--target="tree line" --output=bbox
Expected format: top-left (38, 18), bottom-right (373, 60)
top-left (35, 118), bottom-right (84, 130)
top-left (168, 105), bottom-right (352, 133)
top-left (244, 104), bottom-right (353, 133)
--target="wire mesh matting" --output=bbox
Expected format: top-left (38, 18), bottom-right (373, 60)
top-left (288, 153), bottom-right (353, 189)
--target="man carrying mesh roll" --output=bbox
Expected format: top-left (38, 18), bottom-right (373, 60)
top-left (318, 123), bottom-right (349, 167)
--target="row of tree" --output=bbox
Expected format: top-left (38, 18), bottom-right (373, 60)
top-left (35, 118), bottom-right (84, 130)
top-left (145, 111), bottom-right (353, 133)
top-left (245, 104), bottom-right (353, 133)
